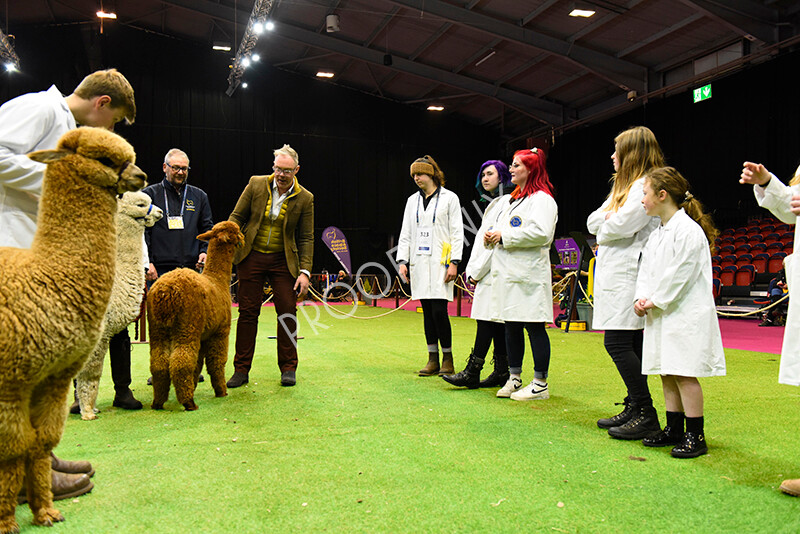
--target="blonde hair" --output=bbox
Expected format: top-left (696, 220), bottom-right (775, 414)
top-left (645, 166), bottom-right (719, 247)
top-left (606, 126), bottom-right (665, 212)
top-left (274, 144), bottom-right (299, 166)
top-left (73, 68), bottom-right (136, 125)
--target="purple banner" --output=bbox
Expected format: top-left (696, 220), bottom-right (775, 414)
top-left (321, 226), bottom-right (352, 274)
top-left (555, 238), bottom-right (580, 270)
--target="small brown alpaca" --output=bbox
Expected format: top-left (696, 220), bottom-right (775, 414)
top-left (148, 220), bottom-right (244, 411)
top-left (0, 127), bottom-right (145, 534)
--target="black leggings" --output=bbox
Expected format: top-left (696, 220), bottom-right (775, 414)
top-left (473, 320), bottom-right (506, 359)
top-left (603, 329), bottom-right (652, 406)
top-left (420, 299), bottom-right (452, 348)
top-left (505, 321), bottom-right (550, 379)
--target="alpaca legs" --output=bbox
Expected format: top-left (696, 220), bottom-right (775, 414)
top-left (0, 398), bottom-right (32, 534)
top-left (75, 339), bottom-right (108, 420)
top-left (172, 340), bottom-right (201, 411)
top-left (0, 457), bottom-right (25, 534)
top-left (201, 332), bottom-right (229, 398)
top-left (150, 336), bottom-right (171, 410)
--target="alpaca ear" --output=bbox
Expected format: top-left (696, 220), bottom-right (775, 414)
top-left (28, 149), bottom-right (72, 164)
top-left (196, 230), bottom-right (213, 242)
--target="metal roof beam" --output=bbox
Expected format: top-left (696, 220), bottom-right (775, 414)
top-left (678, 0), bottom-right (779, 44)
top-left (385, 0), bottom-right (646, 92)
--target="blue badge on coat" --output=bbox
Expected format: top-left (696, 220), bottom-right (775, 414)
top-left (509, 216), bottom-right (522, 227)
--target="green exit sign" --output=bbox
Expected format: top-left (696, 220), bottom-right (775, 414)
top-left (693, 84), bottom-right (712, 103)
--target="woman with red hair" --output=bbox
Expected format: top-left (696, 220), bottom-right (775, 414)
top-left (484, 148), bottom-right (558, 400)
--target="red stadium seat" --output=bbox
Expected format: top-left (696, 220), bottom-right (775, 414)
top-left (735, 265), bottom-right (756, 286)
top-left (713, 278), bottom-right (721, 300)
top-left (720, 265), bottom-right (737, 286)
top-left (735, 254), bottom-right (753, 267)
top-left (752, 253), bottom-right (770, 273)
top-left (768, 252), bottom-right (787, 274)
top-left (766, 242), bottom-right (784, 254)
top-left (764, 232), bottom-right (781, 244)
top-left (718, 245), bottom-right (735, 255)
top-left (747, 234), bottom-right (763, 244)
top-left (720, 255), bottom-right (737, 269)
top-left (751, 243), bottom-right (768, 254)
top-left (780, 232), bottom-right (794, 244)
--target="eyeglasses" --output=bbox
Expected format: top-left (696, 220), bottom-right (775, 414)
top-left (273, 166), bottom-right (297, 176)
top-left (166, 163), bottom-right (190, 173)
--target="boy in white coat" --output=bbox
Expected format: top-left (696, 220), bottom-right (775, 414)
top-left (397, 155), bottom-right (464, 376)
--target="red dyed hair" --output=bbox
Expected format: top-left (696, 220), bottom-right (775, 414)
top-left (511, 148), bottom-right (554, 199)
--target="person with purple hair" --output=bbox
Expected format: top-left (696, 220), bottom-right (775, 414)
top-left (443, 160), bottom-right (513, 388)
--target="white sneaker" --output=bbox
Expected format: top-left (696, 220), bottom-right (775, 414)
top-left (496, 377), bottom-right (523, 398)
top-left (510, 380), bottom-right (549, 401)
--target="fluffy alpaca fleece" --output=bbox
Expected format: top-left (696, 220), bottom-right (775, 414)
top-left (75, 191), bottom-right (163, 420)
top-left (148, 220), bottom-right (244, 411)
top-left (0, 127), bottom-right (145, 533)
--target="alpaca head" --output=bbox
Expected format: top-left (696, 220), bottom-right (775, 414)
top-left (197, 221), bottom-right (244, 248)
top-left (118, 191), bottom-right (163, 228)
top-left (28, 127), bottom-right (146, 194)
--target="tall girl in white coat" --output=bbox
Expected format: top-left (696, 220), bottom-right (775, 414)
top-left (484, 148), bottom-right (558, 400)
top-left (587, 126), bottom-right (664, 440)
top-left (635, 167), bottom-right (725, 458)
top-left (443, 160), bottom-right (512, 389)
top-left (397, 155), bottom-right (464, 377)
top-left (740, 161), bottom-right (800, 492)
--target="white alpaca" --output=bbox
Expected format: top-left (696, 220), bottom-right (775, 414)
top-left (75, 191), bottom-right (163, 420)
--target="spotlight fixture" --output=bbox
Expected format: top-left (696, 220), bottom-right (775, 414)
top-left (242, 82), bottom-right (249, 88)
top-left (5, 62), bottom-right (17, 72)
top-left (427, 105), bottom-right (444, 112)
top-left (213, 41), bottom-right (231, 51)
top-left (253, 22), bottom-right (264, 34)
top-left (627, 90), bottom-right (637, 102)
top-left (0, 28), bottom-right (20, 72)
top-left (96, 10), bottom-right (117, 19)
top-left (569, 2), bottom-right (596, 17)
top-left (226, 0), bottom-right (275, 97)
top-left (326, 14), bottom-right (340, 33)
top-left (242, 57), bottom-right (251, 68)
top-left (252, 54), bottom-right (261, 62)
top-left (316, 71), bottom-right (334, 78)
top-left (266, 21), bottom-right (275, 31)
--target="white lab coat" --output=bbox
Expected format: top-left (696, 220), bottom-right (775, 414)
top-left (0, 85), bottom-right (76, 248)
top-left (635, 209), bottom-right (726, 377)
top-left (465, 195), bottom-right (505, 322)
top-left (753, 175), bottom-right (800, 385)
top-left (486, 191), bottom-right (558, 323)
top-left (396, 187), bottom-right (464, 300)
top-left (586, 177), bottom-right (659, 330)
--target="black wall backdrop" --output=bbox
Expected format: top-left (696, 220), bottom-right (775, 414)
top-left (3, 22), bottom-right (800, 273)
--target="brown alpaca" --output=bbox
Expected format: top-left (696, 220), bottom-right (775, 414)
top-left (148, 220), bottom-right (244, 411)
top-left (0, 127), bottom-right (145, 533)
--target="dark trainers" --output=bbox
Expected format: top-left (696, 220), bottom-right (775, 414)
top-left (281, 370), bottom-right (296, 387)
top-left (597, 402), bottom-right (634, 429)
top-left (670, 431), bottom-right (708, 458)
top-left (608, 405), bottom-right (660, 440)
top-left (226, 372), bottom-right (249, 388)
top-left (642, 426), bottom-right (683, 447)
top-left (113, 388), bottom-right (143, 410)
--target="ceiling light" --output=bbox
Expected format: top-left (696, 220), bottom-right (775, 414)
top-left (427, 105), bottom-right (444, 112)
top-left (475, 50), bottom-right (496, 67)
top-left (326, 14), bottom-right (340, 33)
top-left (96, 10), bottom-right (117, 19)
top-left (316, 71), bottom-right (334, 78)
top-left (252, 54), bottom-right (261, 62)
top-left (5, 62), bottom-right (17, 72)
top-left (569, 2), bottom-right (596, 17)
top-left (242, 82), bottom-right (249, 88)
top-left (253, 22), bottom-right (264, 34)
top-left (242, 57), bottom-right (251, 68)
top-left (265, 21), bottom-right (275, 31)
top-left (213, 41), bottom-right (231, 52)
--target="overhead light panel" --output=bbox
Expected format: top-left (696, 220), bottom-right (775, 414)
top-left (326, 14), bottom-right (340, 33)
top-left (427, 105), bottom-right (444, 112)
top-left (213, 41), bottom-right (231, 51)
top-left (316, 71), bottom-right (334, 78)
top-left (96, 10), bottom-right (117, 19)
top-left (569, 2), bottom-right (596, 17)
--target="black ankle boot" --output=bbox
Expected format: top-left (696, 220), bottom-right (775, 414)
top-left (597, 399), bottom-right (634, 429)
top-left (670, 431), bottom-right (707, 458)
top-left (608, 405), bottom-right (661, 440)
top-left (442, 351), bottom-right (484, 389)
top-left (478, 353), bottom-right (509, 388)
top-left (643, 411), bottom-right (685, 446)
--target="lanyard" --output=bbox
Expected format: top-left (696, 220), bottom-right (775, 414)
top-left (416, 189), bottom-right (441, 224)
top-left (163, 182), bottom-right (187, 219)
top-left (493, 196), bottom-right (524, 226)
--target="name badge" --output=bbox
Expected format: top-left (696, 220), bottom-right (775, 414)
top-left (416, 226), bottom-right (433, 255)
top-left (168, 216), bottom-right (184, 230)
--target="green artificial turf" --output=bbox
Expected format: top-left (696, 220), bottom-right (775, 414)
top-left (15, 304), bottom-right (800, 533)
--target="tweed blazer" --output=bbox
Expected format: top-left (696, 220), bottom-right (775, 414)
top-left (229, 174), bottom-right (314, 276)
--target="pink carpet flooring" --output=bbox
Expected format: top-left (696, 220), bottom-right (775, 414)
top-left (368, 297), bottom-right (785, 355)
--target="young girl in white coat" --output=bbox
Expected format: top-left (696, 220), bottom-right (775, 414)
top-left (740, 161), bottom-right (800, 491)
top-left (635, 166), bottom-right (725, 458)
top-left (484, 148), bottom-right (558, 400)
top-left (587, 126), bottom-right (664, 440)
top-left (443, 160), bottom-right (512, 389)
top-left (397, 155), bottom-right (464, 376)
